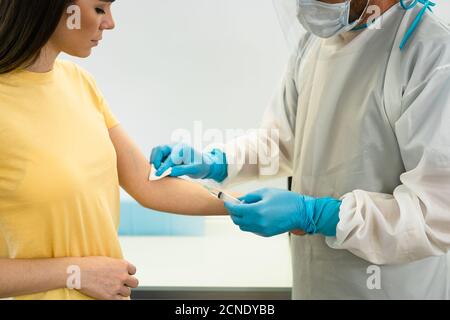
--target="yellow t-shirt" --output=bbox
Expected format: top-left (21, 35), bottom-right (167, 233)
top-left (0, 60), bottom-right (123, 299)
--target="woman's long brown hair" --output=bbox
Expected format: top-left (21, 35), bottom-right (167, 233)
top-left (0, 0), bottom-right (72, 74)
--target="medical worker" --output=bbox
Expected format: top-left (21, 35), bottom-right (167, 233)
top-left (151, 0), bottom-right (450, 299)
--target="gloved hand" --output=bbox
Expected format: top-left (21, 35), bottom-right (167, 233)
top-left (150, 143), bottom-right (228, 182)
top-left (224, 188), bottom-right (342, 237)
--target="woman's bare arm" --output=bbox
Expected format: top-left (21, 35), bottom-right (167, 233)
top-left (109, 125), bottom-right (227, 216)
top-left (0, 257), bottom-right (77, 298)
top-left (0, 256), bottom-right (139, 300)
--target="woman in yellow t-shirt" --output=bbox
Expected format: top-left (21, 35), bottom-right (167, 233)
top-left (0, 0), bottom-right (227, 300)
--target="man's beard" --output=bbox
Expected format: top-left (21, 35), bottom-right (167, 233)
top-left (349, 0), bottom-right (370, 23)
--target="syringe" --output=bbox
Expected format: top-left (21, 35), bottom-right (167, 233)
top-left (205, 186), bottom-right (243, 205)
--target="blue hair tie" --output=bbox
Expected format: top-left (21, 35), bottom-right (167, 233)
top-left (399, 0), bottom-right (435, 50)
top-left (351, 0), bottom-right (436, 50)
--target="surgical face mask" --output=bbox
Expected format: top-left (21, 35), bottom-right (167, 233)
top-left (297, 0), bottom-right (369, 38)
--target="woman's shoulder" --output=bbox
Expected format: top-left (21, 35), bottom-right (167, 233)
top-left (55, 59), bottom-right (96, 85)
top-left (54, 59), bottom-right (108, 108)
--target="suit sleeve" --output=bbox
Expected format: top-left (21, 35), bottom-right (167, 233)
top-left (326, 66), bottom-right (450, 265)
top-left (221, 49), bottom-right (301, 186)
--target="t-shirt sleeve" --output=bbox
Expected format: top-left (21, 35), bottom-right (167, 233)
top-left (73, 62), bottom-right (120, 129)
top-left (95, 88), bottom-right (120, 129)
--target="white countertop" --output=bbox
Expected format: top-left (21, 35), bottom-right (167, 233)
top-left (119, 217), bottom-right (292, 288)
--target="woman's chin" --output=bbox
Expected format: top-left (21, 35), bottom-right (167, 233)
top-left (64, 48), bottom-right (92, 59)
top-left (77, 50), bottom-right (93, 58)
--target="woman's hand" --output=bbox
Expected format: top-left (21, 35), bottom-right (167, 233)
top-left (76, 257), bottom-right (139, 300)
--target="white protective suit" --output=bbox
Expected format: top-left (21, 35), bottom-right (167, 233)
top-left (223, 3), bottom-right (450, 299)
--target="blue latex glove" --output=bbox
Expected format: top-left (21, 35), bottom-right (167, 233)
top-left (150, 143), bottom-right (228, 182)
top-left (224, 188), bottom-right (342, 237)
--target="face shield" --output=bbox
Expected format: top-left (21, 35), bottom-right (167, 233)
top-left (274, 0), bottom-right (437, 52)
top-left (273, 0), bottom-right (306, 52)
